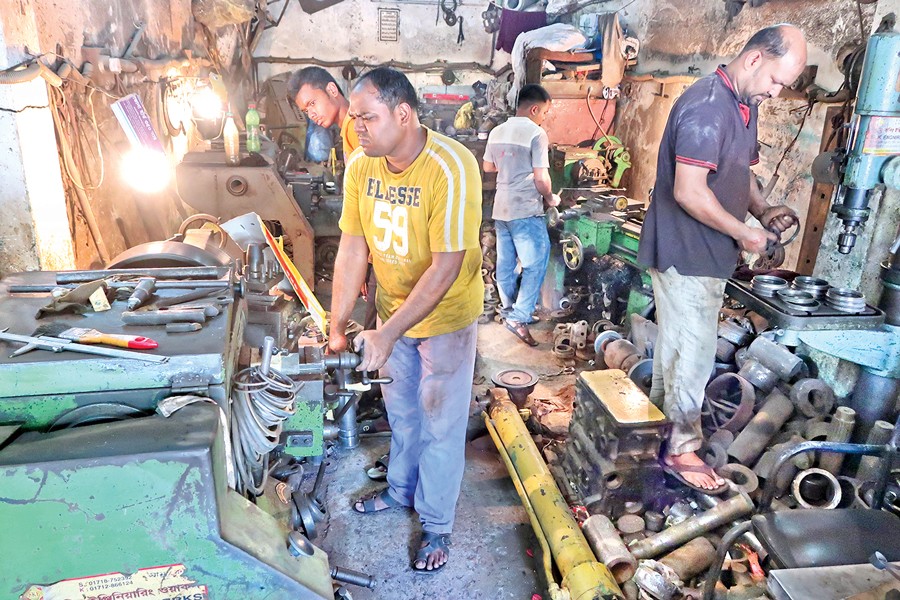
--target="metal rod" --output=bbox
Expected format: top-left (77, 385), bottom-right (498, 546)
top-left (330, 566), bottom-right (376, 589)
top-left (758, 440), bottom-right (886, 511)
top-left (629, 493), bottom-right (755, 560)
top-left (56, 267), bottom-right (228, 283)
top-left (9, 281), bottom-right (232, 293)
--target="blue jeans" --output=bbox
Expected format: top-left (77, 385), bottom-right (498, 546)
top-left (494, 216), bottom-right (550, 324)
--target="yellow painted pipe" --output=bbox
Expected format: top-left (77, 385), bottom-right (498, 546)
top-left (488, 396), bottom-right (622, 600)
top-left (484, 412), bottom-right (566, 600)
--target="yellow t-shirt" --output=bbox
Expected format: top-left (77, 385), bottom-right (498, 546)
top-left (339, 128), bottom-right (484, 338)
top-left (340, 114), bottom-right (360, 160)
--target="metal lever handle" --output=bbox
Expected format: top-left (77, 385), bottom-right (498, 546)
top-left (361, 373), bottom-right (393, 385)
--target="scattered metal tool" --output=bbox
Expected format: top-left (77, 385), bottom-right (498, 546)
top-left (0, 328), bottom-right (168, 363)
top-left (122, 308), bottom-right (208, 326)
top-left (126, 277), bottom-right (156, 311)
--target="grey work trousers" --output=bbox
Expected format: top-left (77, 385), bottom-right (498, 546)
top-left (379, 320), bottom-right (478, 534)
top-left (649, 267), bottom-right (726, 455)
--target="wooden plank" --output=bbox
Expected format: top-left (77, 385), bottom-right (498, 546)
top-left (796, 105), bottom-right (847, 275)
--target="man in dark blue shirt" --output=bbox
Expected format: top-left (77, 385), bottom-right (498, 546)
top-left (638, 24), bottom-right (806, 493)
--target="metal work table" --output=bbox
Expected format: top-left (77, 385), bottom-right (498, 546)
top-left (726, 279), bottom-right (884, 333)
top-left (0, 270), bottom-right (241, 430)
top-left (769, 561), bottom-right (900, 599)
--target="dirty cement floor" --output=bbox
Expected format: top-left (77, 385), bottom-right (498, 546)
top-left (314, 318), bottom-right (577, 600)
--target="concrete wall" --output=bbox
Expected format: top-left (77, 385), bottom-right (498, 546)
top-left (0, 0), bottom-right (197, 273)
top-left (254, 0), bottom-right (504, 95)
top-left (609, 0), bottom-right (876, 271)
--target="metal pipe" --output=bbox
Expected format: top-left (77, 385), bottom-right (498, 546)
top-left (483, 412), bottom-right (563, 600)
top-left (819, 406), bottom-right (856, 474)
top-left (582, 515), bottom-right (638, 584)
top-left (56, 266), bottom-right (228, 282)
top-left (758, 440), bottom-right (886, 511)
top-left (849, 370), bottom-right (900, 441)
top-left (487, 398), bottom-right (622, 599)
top-left (728, 388), bottom-right (794, 465)
top-left (629, 492), bottom-right (755, 560)
top-left (701, 520), bottom-right (754, 600)
top-left (792, 468), bottom-right (842, 509)
top-left (746, 336), bottom-right (802, 380)
top-left (659, 536), bottom-right (717, 581)
top-left (254, 56), bottom-right (497, 75)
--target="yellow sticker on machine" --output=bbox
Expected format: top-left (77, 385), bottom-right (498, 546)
top-left (579, 369), bottom-right (666, 425)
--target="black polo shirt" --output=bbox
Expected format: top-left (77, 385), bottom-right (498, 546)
top-left (638, 67), bottom-right (759, 279)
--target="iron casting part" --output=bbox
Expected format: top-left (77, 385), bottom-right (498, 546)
top-left (836, 475), bottom-right (864, 508)
top-left (745, 336), bottom-right (803, 380)
top-left (757, 440), bottom-right (889, 512)
top-left (857, 420), bottom-right (896, 481)
top-left (790, 378), bottom-right (836, 418)
top-left (819, 406), bottom-right (857, 474)
top-left (644, 510), bottom-right (666, 533)
top-left (582, 514), bottom-right (639, 584)
top-left (792, 467), bottom-right (842, 509)
top-left (659, 536), bottom-right (718, 582)
top-left (628, 492), bottom-right (755, 560)
top-left (704, 373), bottom-right (756, 433)
top-left (491, 368), bottom-right (539, 407)
top-left (717, 320), bottom-right (753, 346)
top-left (715, 338), bottom-right (738, 362)
top-left (736, 360), bottom-right (779, 393)
top-left (616, 514), bottom-right (645, 535)
top-left (604, 338), bottom-right (643, 372)
top-left (701, 520), bottom-right (754, 600)
top-left (716, 463), bottom-right (759, 495)
top-left (728, 388), bottom-right (794, 465)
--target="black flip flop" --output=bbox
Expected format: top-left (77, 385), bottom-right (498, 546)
top-left (353, 488), bottom-right (405, 513)
top-left (505, 321), bottom-right (538, 347)
top-left (661, 460), bottom-right (729, 496)
top-left (413, 531), bottom-right (451, 574)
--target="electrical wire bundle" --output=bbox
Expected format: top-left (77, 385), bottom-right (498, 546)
top-left (231, 338), bottom-right (301, 497)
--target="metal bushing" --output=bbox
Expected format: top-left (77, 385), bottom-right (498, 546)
top-left (804, 417), bottom-right (831, 441)
top-left (718, 320), bottom-right (753, 346)
top-left (790, 378), bottom-right (836, 418)
top-left (792, 468), bottom-right (842, 509)
top-left (746, 336), bottom-right (803, 380)
top-left (792, 276), bottom-right (829, 300)
top-left (734, 347), bottom-right (751, 369)
top-left (644, 510), bottom-right (666, 533)
top-left (704, 443), bottom-right (729, 469)
top-left (737, 359), bottom-right (779, 393)
top-left (777, 288), bottom-right (820, 311)
top-left (836, 476), bottom-right (864, 508)
top-left (715, 338), bottom-right (738, 362)
top-left (751, 275), bottom-right (788, 297)
top-left (704, 373), bottom-right (756, 433)
top-left (604, 338), bottom-right (642, 372)
top-left (717, 463), bottom-right (760, 494)
top-left (553, 343), bottom-right (576, 359)
top-left (594, 329), bottom-right (623, 354)
top-left (825, 287), bottom-right (866, 313)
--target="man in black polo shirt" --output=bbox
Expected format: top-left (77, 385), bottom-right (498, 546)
top-left (638, 25), bottom-right (807, 493)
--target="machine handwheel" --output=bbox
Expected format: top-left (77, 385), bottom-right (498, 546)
top-left (561, 233), bottom-right (584, 271)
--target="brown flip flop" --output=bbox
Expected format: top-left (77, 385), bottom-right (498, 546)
top-left (505, 321), bottom-right (538, 347)
top-left (661, 460), bottom-right (729, 495)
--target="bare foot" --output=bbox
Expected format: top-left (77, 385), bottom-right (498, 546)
top-left (665, 452), bottom-right (725, 490)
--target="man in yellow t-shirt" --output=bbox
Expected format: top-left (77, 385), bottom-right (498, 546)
top-left (288, 66), bottom-right (359, 159)
top-left (329, 68), bottom-right (483, 574)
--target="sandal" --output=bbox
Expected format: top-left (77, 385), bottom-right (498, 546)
top-left (353, 488), bottom-right (405, 513)
top-left (413, 531), bottom-right (451, 573)
top-left (505, 321), bottom-right (538, 347)
top-left (661, 459), bottom-right (728, 496)
top-left (366, 454), bottom-right (389, 481)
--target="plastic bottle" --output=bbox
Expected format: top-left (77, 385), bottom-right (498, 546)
top-left (245, 102), bottom-right (261, 154)
top-left (224, 112), bottom-right (240, 166)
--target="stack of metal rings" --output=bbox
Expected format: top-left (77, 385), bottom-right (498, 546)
top-left (792, 276), bottom-right (830, 300)
top-left (825, 287), bottom-right (866, 313)
top-left (776, 288), bottom-right (820, 311)
top-left (751, 275), bottom-right (788, 297)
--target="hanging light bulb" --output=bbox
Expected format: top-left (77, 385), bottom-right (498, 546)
top-left (120, 147), bottom-right (171, 193)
